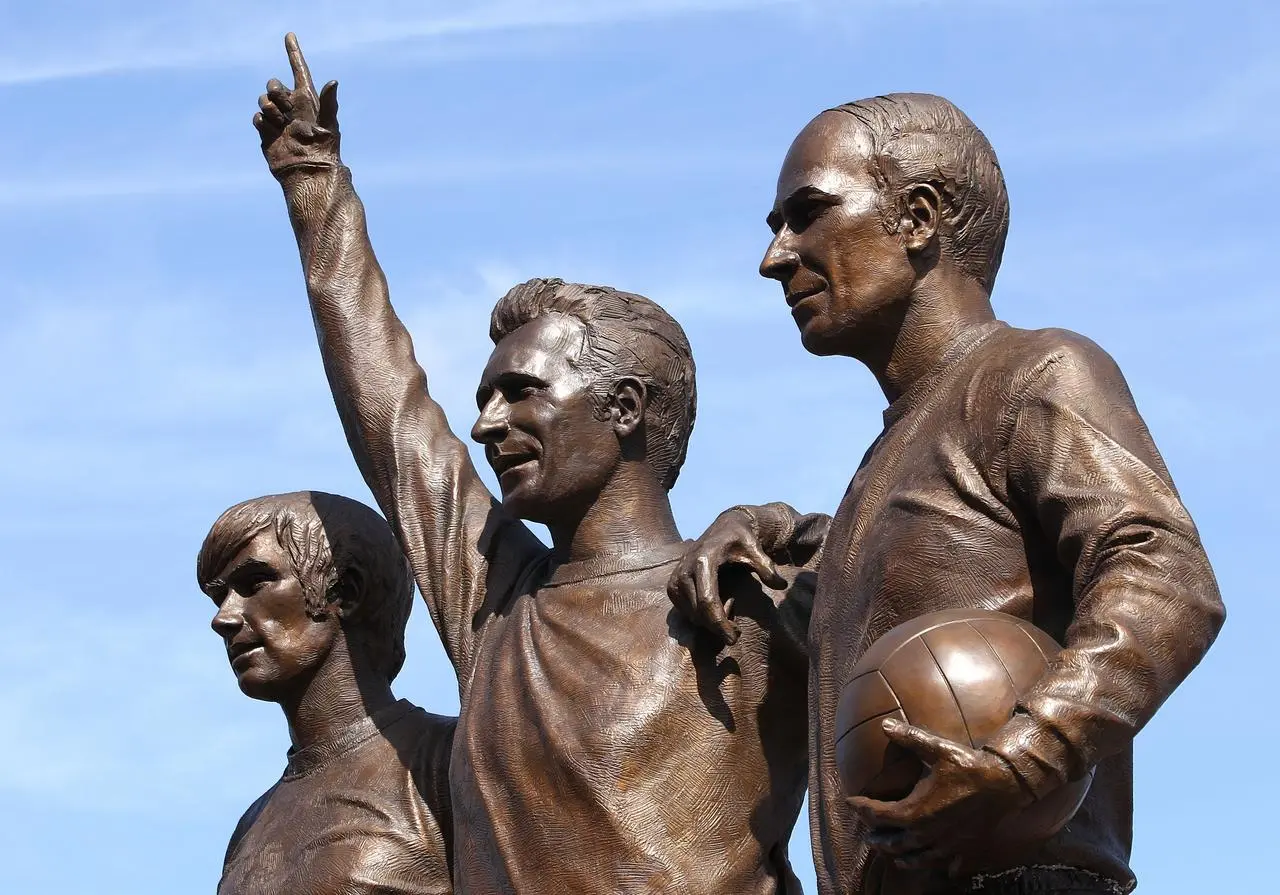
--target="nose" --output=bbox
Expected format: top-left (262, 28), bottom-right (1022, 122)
top-left (211, 596), bottom-right (244, 641)
top-left (470, 392), bottom-right (510, 445)
top-left (760, 232), bottom-right (800, 282)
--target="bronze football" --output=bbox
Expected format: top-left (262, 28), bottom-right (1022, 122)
top-left (835, 608), bottom-right (1094, 855)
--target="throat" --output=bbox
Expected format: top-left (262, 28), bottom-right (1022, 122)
top-left (549, 463), bottom-right (681, 565)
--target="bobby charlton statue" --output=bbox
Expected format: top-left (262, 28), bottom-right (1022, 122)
top-left (198, 492), bottom-right (455, 895)
top-left (670, 95), bottom-right (1225, 894)
top-left (252, 35), bottom-right (812, 894)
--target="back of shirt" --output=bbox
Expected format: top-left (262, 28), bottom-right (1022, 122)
top-left (219, 700), bottom-right (456, 895)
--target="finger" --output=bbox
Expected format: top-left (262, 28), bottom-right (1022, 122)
top-left (694, 555), bottom-right (739, 645)
top-left (882, 720), bottom-right (963, 766)
top-left (257, 94), bottom-right (286, 128)
top-left (737, 540), bottom-right (786, 589)
top-left (285, 32), bottom-right (316, 97)
top-left (865, 826), bottom-right (925, 856)
top-left (253, 111), bottom-right (282, 138)
top-left (317, 80), bottom-right (340, 132)
top-left (848, 794), bottom-right (914, 829)
top-left (666, 566), bottom-right (698, 618)
top-left (265, 78), bottom-right (294, 115)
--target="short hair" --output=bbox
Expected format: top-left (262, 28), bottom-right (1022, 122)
top-left (196, 491), bottom-right (413, 682)
top-left (828, 93), bottom-right (1009, 293)
top-left (489, 278), bottom-right (697, 490)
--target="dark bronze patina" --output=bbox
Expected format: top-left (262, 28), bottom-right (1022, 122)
top-left (670, 95), bottom-right (1225, 895)
top-left (198, 491), bottom-right (455, 895)
top-left (254, 35), bottom-right (812, 894)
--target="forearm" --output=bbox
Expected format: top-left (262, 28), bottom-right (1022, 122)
top-left (278, 164), bottom-right (452, 516)
top-left (985, 519), bottom-right (1224, 797)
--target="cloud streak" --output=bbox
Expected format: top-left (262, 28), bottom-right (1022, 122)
top-left (0, 0), bottom-right (793, 87)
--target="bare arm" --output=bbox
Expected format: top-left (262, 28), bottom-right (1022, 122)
top-left (254, 35), bottom-right (545, 684)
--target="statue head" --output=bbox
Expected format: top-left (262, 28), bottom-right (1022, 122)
top-left (196, 491), bottom-right (413, 702)
top-left (472, 278), bottom-right (696, 524)
top-left (760, 93), bottom-right (1009, 357)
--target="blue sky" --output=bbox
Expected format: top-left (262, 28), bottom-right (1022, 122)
top-left (1, 1), bottom-right (1274, 892)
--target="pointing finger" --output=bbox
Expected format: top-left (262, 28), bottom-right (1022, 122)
top-left (285, 32), bottom-right (316, 97)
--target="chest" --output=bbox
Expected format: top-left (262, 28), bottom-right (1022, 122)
top-left (815, 420), bottom-right (1026, 650)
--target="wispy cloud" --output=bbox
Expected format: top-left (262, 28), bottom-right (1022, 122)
top-left (0, 146), bottom-right (772, 209)
top-left (0, 0), bottom-right (793, 87)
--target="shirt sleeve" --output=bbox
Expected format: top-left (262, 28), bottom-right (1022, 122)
top-left (983, 334), bottom-right (1225, 798)
top-left (280, 164), bottom-right (547, 689)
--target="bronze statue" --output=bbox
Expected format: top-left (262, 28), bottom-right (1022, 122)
top-left (197, 491), bottom-right (456, 895)
top-left (670, 94), bottom-right (1225, 894)
top-left (253, 35), bottom-right (813, 894)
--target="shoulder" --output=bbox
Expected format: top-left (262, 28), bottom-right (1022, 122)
top-left (223, 782), bottom-right (279, 868)
top-left (979, 325), bottom-right (1132, 405)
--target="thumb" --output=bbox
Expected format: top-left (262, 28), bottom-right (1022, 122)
top-left (742, 541), bottom-right (786, 589)
top-left (318, 80), bottom-right (340, 132)
top-left (882, 720), bottom-right (959, 766)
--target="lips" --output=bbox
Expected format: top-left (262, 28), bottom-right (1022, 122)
top-left (489, 450), bottom-right (538, 477)
top-left (228, 640), bottom-right (263, 667)
top-left (785, 284), bottom-right (826, 308)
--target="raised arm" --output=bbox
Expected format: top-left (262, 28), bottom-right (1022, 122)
top-left (254, 35), bottom-right (545, 682)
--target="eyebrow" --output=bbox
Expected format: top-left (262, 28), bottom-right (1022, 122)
top-left (206, 557), bottom-right (276, 592)
top-left (767, 185), bottom-right (843, 229)
top-left (475, 371), bottom-right (549, 407)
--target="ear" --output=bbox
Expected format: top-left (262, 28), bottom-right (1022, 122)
top-left (900, 183), bottom-right (941, 253)
top-left (610, 377), bottom-right (647, 439)
top-left (333, 565), bottom-right (365, 622)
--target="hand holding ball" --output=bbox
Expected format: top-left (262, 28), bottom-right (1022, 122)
top-left (836, 609), bottom-right (1093, 861)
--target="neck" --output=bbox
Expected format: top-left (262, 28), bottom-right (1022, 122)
top-left (862, 266), bottom-right (995, 404)
top-left (548, 460), bottom-right (682, 564)
top-left (280, 638), bottom-right (396, 752)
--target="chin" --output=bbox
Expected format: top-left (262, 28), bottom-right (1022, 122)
top-left (235, 674), bottom-right (282, 703)
top-left (797, 318), bottom-right (846, 357)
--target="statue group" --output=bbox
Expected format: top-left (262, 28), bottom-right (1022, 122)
top-left (197, 34), bottom-right (1225, 895)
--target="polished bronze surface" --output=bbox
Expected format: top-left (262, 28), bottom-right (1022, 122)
top-left (198, 491), bottom-right (455, 895)
top-left (253, 34), bottom-right (813, 895)
top-left (672, 94), bottom-right (1225, 895)
top-left (836, 609), bottom-right (1093, 867)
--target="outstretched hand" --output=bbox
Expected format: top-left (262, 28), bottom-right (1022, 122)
top-left (254, 33), bottom-right (341, 175)
top-left (666, 509), bottom-right (787, 645)
top-left (848, 719), bottom-right (1033, 870)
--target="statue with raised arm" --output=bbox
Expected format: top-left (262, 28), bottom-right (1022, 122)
top-left (197, 491), bottom-right (455, 895)
top-left (252, 34), bottom-right (814, 894)
top-left (670, 94), bottom-right (1225, 894)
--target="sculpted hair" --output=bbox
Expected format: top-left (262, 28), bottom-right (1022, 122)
top-left (489, 278), bottom-right (697, 490)
top-left (196, 491), bottom-right (413, 682)
top-left (829, 93), bottom-right (1010, 293)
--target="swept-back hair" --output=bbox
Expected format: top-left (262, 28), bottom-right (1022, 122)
top-left (829, 92), bottom-right (1010, 293)
top-left (196, 491), bottom-right (413, 682)
top-left (489, 277), bottom-right (697, 490)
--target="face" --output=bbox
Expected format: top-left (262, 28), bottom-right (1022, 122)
top-left (471, 314), bottom-right (621, 523)
top-left (761, 112), bottom-right (919, 358)
top-left (204, 529), bottom-right (340, 702)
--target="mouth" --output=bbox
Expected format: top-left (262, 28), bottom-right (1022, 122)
top-left (785, 284), bottom-right (825, 309)
top-left (228, 641), bottom-right (263, 668)
top-left (489, 450), bottom-right (538, 478)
